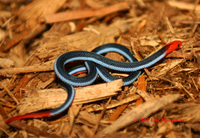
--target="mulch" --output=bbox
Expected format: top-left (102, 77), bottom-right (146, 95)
top-left (0, 0), bottom-right (200, 137)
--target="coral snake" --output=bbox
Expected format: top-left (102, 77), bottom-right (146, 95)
top-left (5, 40), bottom-right (182, 123)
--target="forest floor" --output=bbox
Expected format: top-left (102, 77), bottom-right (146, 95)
top-left (0, 0), bottom-right (200, 137)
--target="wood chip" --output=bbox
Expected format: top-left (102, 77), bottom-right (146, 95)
top-left (96, 94), bottom-right (181, 138)
top-left (14, 79), bottom-right (123, 115)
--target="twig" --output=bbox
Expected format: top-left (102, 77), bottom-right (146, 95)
top-left (0, 83), bottom-right (19, 105)
top-left (165, 17), bottom-right (175, 34)
top-left (92, 97), bottom-right (112, 136)
top-left (168, 1), bottom-right (200, 12)
top-left (130, 39), bottom-right (152, 80)
top-left (44, 2), bottom-right (130, 23)
top-left (7, 121), bottom-right (61, 138)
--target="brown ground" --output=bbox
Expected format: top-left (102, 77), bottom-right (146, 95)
top-left (0, 0), bottom-right (200, 137)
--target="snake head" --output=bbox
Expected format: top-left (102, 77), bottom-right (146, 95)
top-left (165, 40), bottom-right (182, 55)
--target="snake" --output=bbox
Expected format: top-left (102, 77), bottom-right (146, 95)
top-left (5, 40), bottom-right (182, 123)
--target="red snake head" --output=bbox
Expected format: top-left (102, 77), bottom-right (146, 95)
top-left (165, 40), bottom-right (182, 55)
